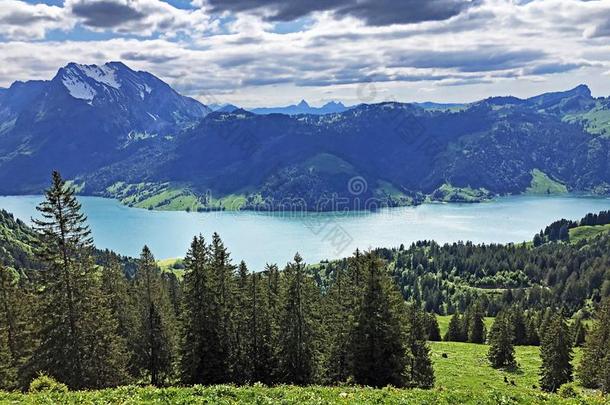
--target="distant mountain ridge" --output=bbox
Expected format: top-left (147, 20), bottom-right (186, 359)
top-left (250, 100), bottom-right (349, 115)
top-left (0, 62), bottom-right (609, 211)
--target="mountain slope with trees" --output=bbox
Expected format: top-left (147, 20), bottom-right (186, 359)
top-left (0, 62), bottom-right (609, 211)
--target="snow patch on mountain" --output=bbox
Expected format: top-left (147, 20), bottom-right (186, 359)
top-left (77, 64), bottom-right (121, 89)
top-left (61, 74), bottom-right (97, 101)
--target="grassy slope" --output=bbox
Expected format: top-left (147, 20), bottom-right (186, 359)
top-left (2, 342), bottom-right (602, 404)
top-left (569, 224), bottom-right (610, 244)
top-left (525, 169), bottom-right (568, 195)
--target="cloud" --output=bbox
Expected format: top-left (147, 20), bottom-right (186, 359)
top-left (204, 0), bottom-right (478, 26)
top-left (1, 0), bottom-right (610, 107)
top-left (66, 0), bottom-right (214, 37)
top-left (70, 0), bottom-right (145, 28)
top-left (0, 0), bottom-right (74, 40)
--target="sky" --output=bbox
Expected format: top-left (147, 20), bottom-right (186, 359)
top-left (1, 0), bottom-right (610, 108)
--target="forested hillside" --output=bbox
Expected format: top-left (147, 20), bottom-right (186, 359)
top-left (1, 63), bottom-right (609, 211)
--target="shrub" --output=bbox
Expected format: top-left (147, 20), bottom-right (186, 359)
top-left (28, 375), bottom-right (68, 394)
top-left (557, 382), bottom-right (579, 399)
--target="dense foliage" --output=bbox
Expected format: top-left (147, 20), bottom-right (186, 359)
top-left (314, 230), bottom-right (610, 316)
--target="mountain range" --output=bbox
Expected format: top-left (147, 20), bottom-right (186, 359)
top-left (250, 100), bottom-right (349, 115)
top-left (0, 62), bottom-right (609, 211)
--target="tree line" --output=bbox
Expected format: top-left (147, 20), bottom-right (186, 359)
top-left (310, 233), bottom-right (610, 315)
top-left (0, 172), bottom-right (434, 390)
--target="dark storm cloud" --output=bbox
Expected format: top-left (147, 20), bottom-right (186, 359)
top-left (71, 0), bottom-right (145, 28)
top-left (205, 0), bottom-right (477, 26)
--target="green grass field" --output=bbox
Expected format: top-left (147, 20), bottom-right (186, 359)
top-left (569, 224), bottom-right (610, 244)
top-left (525, 169), bottom-right (568, 195)
top-left (1, 341), bottom-right (604, 404)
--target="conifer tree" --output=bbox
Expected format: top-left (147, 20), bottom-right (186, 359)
top-left (539, 311), bottom-right (573, 392)
top-left (209, 233), bottom-right (235, 382)
top-left (487, 312), bottom-right (516, 368)
top-left (99, 255), bottom-right (138, 378)
top-left (510, 307), bottom-right (527, 345)
top-left (351, 255), bottom-right (407, 387)
top-left (405, 305), bottom-right (435, 388)
top-left (278, 253), bottom-right (319, 385)
top-left (248, 271), bottom-right (275, 384)
top-left (0, 265), bottom-right (32, 390)
top-left (468, 302), bottom-right (486, 344)
top-left (425, 313), bottom-right (442, 341)
top-left (526, 315), bottom-right (540, 346)
top-left (232, 261), bottom-right (251, 383)
top-left (578, 298), bottom-right (610, 391)
top-left (444, 313), bottom-right (463, 342)
top-left (262, 264), bottom-right (281, 382)
top-left (179, 235), bottom-right (214, 384)
top-left (133, 246), bottom-right (176, 386)
top-left (570, 317), bottom-right (587, 347)
top-left (31, 171), bottom-right (127, 388)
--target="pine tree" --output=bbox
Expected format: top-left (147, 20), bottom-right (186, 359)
top-left (539, 311), bottom-right (573, 392)
top-left (526, 314), bottom-right (540, 346)
top-left (99, 255), bottom-right (138, 378)
top-left (510, 307), bottom-right (527, 345)
top-left (208, 233), bottom-right (235, 383)
top-left (232, 261), bottom-right (251, 384)
top-left (468, 302), bottom-right (486, 344)
top-left (404, 306), bottom-right (435, 388)
top-left (31, 171), bottom-right (127, 388)
top-left (487, 312), bottom-right (516, 368)
top-left (133, 246), bottom-right (176, 386)
top-left (570, 317), bottom-right (587, 347)
top-left (278, 253), bottom-right (319, 385)
top-left (578, 298), bottom-right (610, 391)
top-left (248, 271), bottom-right (275, 384)
top-left (0, 265), bottom-right (33, 390)
top-left (324, 261), bottom-right (360, 384)
top-left (425, 313), bottom-right (442, 341)
top-left (444, 313), bottom-right (463, 342)
top-left (351, 255), bottom-right (407, 387)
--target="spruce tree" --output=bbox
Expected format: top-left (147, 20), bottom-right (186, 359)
top-left (351, 255), bottom-right (407, 387)
top-left (248, 271), bottom-right (275, 384)
top-left (278, 253), bottom-right (319, 385)
top-left (324, 264), bottom-right (354, 384)
top-left (444, 313), bottom-right (463, 342)
top-left (578, 298), bottom-right (610, 391)
top-left (487, 312), bottom-right (516, 368)
top-left (133, 246), bottom-right (176, 386)
top-left (510, 307), bottom-right (527, 345)
top-left (539, 311), bottom-right (573, 392)
top-left (468, 302), bottom-right (486, 344)
top-left (232, 261), bottom-right (251, 383)
top-left (209, 233), bottom-right (235, 383)
top-left (425, 313), bottom-right (442, 341)
top-left (31, 171), bottom-right (127, 388)
top-left (405, 305), bottom-right (435, 388)
top-left (570, 317), bottom-right (587, 347)
top-left (0, 265), bottom-right (32, 390)
top-left (99, 255), bottom-right (138, 379)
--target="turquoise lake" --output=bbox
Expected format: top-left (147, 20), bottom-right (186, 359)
top-left (1, 195), bottom-right (609, 270)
